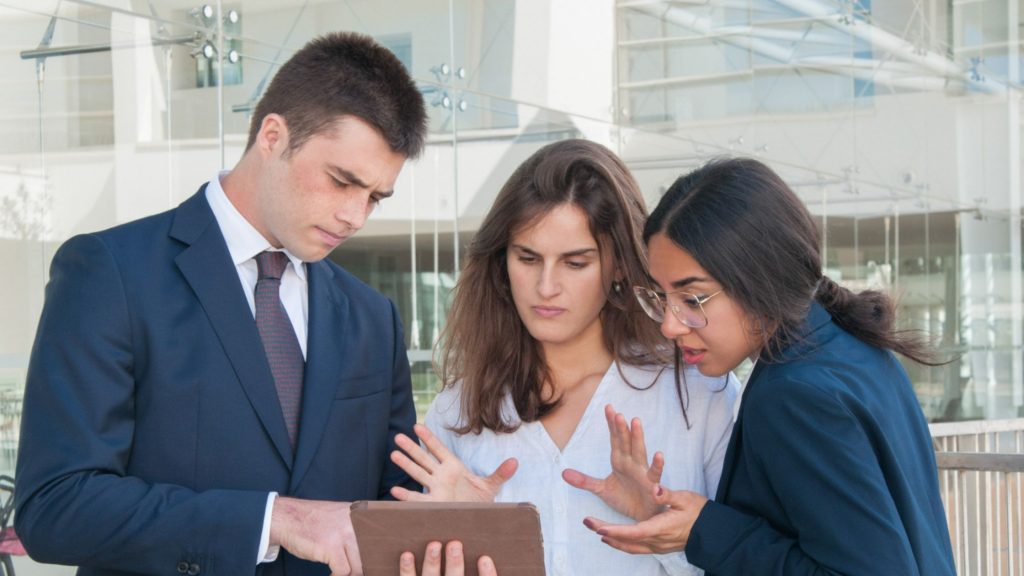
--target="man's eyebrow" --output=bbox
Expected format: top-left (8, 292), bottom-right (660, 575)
top-left (330, 166), bottom-right (394, 197)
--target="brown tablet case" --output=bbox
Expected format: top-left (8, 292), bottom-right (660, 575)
top-left (351, 501), bottom-right (545, 576)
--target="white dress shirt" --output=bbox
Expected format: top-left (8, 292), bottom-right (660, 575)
top-left (425, 363), bottom-right (738, 576)
top-left (205, 172), bottom-right (308, 564)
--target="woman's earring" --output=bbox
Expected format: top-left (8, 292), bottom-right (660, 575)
top-left (612, 280), bottom-right (623, 294)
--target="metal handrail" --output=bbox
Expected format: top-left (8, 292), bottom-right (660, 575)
top-left (930, 422), bottom-right (1024, 576)
top-left (931, 418), bottom-right (1024, 437)
top-left (936, 451), bottom-right (1024, 473)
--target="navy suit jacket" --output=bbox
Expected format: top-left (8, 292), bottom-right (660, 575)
top-left (686, 302), bottom-right (955, 575)
top-left (15, 188), bottom-right (418, 575)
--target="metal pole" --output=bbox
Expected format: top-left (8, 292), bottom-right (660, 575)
top-left (20, 34), bottom-right (198, 60)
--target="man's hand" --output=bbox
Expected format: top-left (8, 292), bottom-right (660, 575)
top-left (269, 497), bottom-right (362, 575)
top-left (399, 541), bottom-right (498, 576)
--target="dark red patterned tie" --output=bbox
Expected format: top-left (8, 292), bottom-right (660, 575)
top-left (255, 251), bottom-right (304, 451)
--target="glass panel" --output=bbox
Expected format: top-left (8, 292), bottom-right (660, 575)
top-left (453, 0), bottom-right (615, 122)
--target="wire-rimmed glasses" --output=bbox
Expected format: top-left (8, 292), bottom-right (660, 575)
top-left (633, 286), bottom-right (723, 328)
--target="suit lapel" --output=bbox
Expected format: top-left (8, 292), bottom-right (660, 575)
top-left (290, 260), bottom-right (350, 491)
top-left (171, 189), bottom-right (294, 469)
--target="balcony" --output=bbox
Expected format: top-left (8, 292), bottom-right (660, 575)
top-left (932, 418), bottom-right (1024, 576)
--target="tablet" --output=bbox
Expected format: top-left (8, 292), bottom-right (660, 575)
top-left (351, 501), bottom-right (546, 576)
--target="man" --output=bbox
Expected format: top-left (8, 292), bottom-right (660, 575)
top-left (15, 31), bottom-right (426, 575)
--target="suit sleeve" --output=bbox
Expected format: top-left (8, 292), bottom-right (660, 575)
top-left (376, 299), bottom-right (420, 499)
top-left (685, 376), bottom-right (920, 575)
top-left (15, 234), bottom-right (267, 574)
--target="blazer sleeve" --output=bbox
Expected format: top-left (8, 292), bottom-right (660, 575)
top-left (14, 234), bottom-right (268, 575)
top-left (685, 375), bottom-right (920, 575)
top-left (376, 298), bottom-right (420, 499)
top-left (702, 373), bottom-right (738, 497)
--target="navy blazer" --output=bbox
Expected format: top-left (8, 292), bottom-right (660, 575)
top-left (15, 189), bottom-right (418, 575)
top-left (686, 302), bottom-right (955, 575)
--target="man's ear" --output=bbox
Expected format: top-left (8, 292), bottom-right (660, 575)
top-left (256, 113), bottom-right (289, 156)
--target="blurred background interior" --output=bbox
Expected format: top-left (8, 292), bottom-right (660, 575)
top-left (1, 1), bottom-right (1022, 573)
top-left (0, 0), bottom-right (1020, 486)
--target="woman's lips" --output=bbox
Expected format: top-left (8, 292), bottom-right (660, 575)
top-left (681, 346), bottom-right (706, 365)
top-left (533, 306), bottom-right (566, 318)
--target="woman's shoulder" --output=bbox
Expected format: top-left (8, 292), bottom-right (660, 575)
top-left (425, 380), bottom-right (522, 431)
top-left (424, 383), bottom-right (465, 429)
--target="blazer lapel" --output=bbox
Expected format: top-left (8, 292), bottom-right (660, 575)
top-left (290, 260), bottom-right (350, 491)
top-left (170, 189), bottom-right (293, 469)
top-left (715, 302), bottom-right (833, 500)
top-left (715, 361), bottom-right (765, 501)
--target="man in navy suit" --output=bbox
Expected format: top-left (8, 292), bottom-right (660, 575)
top-left (15, 31), bottom-right (426, 575)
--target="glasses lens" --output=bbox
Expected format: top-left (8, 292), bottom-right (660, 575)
top-left (667, 292), bottom-right (709, 328)
top-left (633, 287), bottom-right (664, 322)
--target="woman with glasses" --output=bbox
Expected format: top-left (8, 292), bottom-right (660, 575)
top-left (569, 157), bottom-right (955, 575)
top-left (389, 139), bottom-right (737, 575)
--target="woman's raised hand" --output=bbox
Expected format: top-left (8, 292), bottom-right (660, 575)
top-left (390, 423), bottom-right (518, 502)
top-left (562, 404), bottom-right (666, 521)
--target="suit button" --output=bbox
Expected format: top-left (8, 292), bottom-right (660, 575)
top-left (176, 562), bottom-right (189, 574)
top-left (187, 564), bottom-right (201, 576)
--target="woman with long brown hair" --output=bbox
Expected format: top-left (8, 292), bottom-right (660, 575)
top-left (573, 157), bottom-right (955, 575)
top-left (390, 139), bottom-right (737, 575)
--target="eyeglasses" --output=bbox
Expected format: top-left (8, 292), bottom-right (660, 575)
top-left (633, 286), bottom-right (723, 328)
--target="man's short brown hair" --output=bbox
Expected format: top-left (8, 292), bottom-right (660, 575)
top-left (246, 31), bottom-right (427, 158)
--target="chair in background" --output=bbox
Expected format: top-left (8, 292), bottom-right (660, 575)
top-left (0, 475), bottom-right (24, 576)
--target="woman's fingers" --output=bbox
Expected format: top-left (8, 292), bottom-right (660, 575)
top-left (604, 405), bottom-right (627, 456)
top-left (647, 452), bottom-right (665, 485)
top-left (395, 432), bottom-right (439, 473)
top-left (414, 424), bottom-right (458, 465)
top-left (390, 450), bottom-right (436, 488)
top-left (583, 514), bottom-right (668, 543)
top-left (390, 485), bottom-right (432, 502)
top-left (629, 417), bottom-right (649, 464)
top-left (598, 535), bottom-right (656, 555)
top-left (562, 468), bottom-right (604, 494)
top-left (606, 405), bottom-right (657, 467)
top-left (591, 519), bottom-right (658, 541)
top-left (485, 458), bottom-right (519, 490)
top-left (652, 484), bottom-right (700, 509)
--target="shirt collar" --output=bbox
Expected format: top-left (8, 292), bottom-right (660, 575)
top-left (205, 170), bottom-right (306, 281)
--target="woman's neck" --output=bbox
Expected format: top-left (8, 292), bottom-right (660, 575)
top-left (541, 326), bottom-right (613, 396)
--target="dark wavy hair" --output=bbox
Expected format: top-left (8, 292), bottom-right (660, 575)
top-left (644, 157), bottom-right (937, 365)
top-left (246, 31), bottom-right (427, 158)
top-left (439, 139), bottom-right (673, 434)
